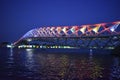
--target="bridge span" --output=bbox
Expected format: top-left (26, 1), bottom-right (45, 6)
top-left (14, 21), bottom-right (120, 49)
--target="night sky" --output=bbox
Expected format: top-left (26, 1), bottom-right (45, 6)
top-left (0, 0), bottom-right (120, 42)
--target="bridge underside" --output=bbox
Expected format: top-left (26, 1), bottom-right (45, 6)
top-left (16, 35), bottom-right (120, 49)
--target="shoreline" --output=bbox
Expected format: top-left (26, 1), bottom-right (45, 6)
top-left (1, 47), bottom-right (113, 54)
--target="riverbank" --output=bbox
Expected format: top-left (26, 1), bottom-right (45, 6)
top-left (17, 48), bottom-right (112, 54)
top-left (0, 47), bottom-right (113, 54)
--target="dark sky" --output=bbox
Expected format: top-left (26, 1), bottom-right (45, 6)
top-left (0, 0), bottom-right (120, 42)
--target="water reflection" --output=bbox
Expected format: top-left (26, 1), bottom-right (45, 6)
top-left (66, 54), bottom-right (103, 80)
top-left (25, 49), bottom-right (35, 71)
top-left (7, 48), bottom-right (15, 76)
top-left (7, 48), bottom-right (14, 63)
top-left (110, 57), bottom-right (120, 79)
top-left (25, 51), bottom-right (104, 80)
top-left (0, 48), bottom-right (120, 80)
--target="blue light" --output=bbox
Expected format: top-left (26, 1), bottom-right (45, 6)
top-left (110, 24), bottom-right (119, 32)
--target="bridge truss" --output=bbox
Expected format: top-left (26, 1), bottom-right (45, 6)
top-left (15, 21), bottom-right (120, 49)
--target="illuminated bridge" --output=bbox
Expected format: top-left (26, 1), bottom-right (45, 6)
top-left (14, 21), bottom-right (120, 49)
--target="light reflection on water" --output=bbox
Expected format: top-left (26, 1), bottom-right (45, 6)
top-left (25, 49), bottom-right (35, 71)
top-left (0, 48), bottom-right (120, 80)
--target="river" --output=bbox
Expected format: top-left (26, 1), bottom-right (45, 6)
top-left (0, 48), bottom-right (120, 80)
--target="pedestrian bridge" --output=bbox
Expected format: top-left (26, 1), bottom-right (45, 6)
top-left (14, 21), bottom-right (120, 49)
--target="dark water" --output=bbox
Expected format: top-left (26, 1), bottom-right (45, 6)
top-left (0, 48), bottom-right (120, 80)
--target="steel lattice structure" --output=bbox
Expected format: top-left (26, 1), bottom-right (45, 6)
top-left (22, 21), bottom-right (120, 38)
top-left (15, 21), bottom-right (120, 49)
